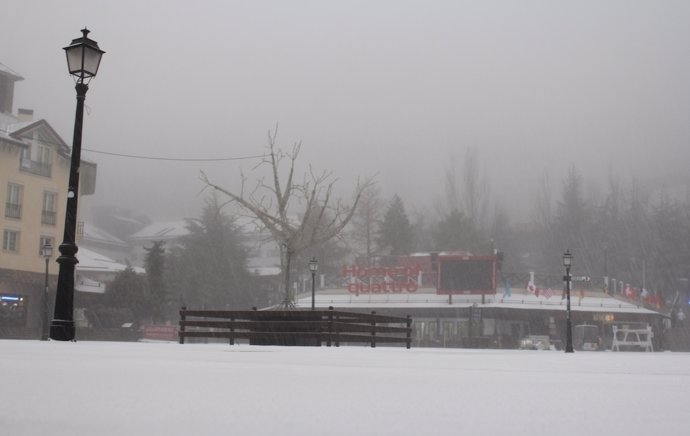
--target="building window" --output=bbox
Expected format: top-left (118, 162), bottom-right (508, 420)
top-left (42, 191), bottom-right (57, 225)
top-left (19, 142), bottom-right (52, 177)
top-left (39, 236), bottom-right (55, 256)
top-left (0, 294), bottom-right (28, 327)
top-left (5, 183), bottom-right (22, 219)
top-left (38, 144), bottom-right (51, 166)
top-left (2, 229), bottom-right (20, 252)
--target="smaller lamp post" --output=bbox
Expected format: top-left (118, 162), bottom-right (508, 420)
top-left (309, 257), bottom-right (319, 310)
top-left (563, 250), bottom-right (574, 353)
top-left (41, 241), bottom-right (53, 341)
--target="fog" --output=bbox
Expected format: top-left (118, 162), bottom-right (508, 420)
top-left (3, 1), bottom-right (690, 222)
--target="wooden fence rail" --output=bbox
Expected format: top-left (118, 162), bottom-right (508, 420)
top-left (179, 306), bottom-right (413, 349)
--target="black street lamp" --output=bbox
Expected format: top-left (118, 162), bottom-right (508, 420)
top-left (41, 241), bottom-right (53, 341)
top-left (50, 29), bottom-right (104, 341)
top-left (563, 250), bottom-right (574, 353)
top-left (309, 257), bottom-right (319, 310)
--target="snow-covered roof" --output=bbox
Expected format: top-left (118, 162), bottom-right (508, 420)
top-left (249, 266), bottom-right (281, 277)
top-left (0, 62), bottom-right (23, 80)
top-left (76, 247), bottom-right (144, 275)
top-left (295, 288), bottom-right (661, 315)
top-left (0, 112), bottom-right (25, 145)
top-left (0, 115), bottom-right (71, 157)
top-left (82, 223), bottom-right (128, 247)
top-left (129, 220), bottom-right (190, 241)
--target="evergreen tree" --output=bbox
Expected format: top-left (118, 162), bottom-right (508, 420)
top-left (144, 240), bottom-right (167, 322)
top-left (377, 195), bottom-right (415, 256)
top-left (431, 209), bottom-right (482, 252)
top-left (165, 196), bottom-right (254, 309)
top-left (104, 265), bottom-right (149, 324)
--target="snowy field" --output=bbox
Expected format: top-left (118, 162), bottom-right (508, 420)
top-left (2, 340), bottom-right (689, 436)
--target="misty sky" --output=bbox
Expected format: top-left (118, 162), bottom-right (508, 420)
top-left (3, 1), bottom-right (690, 222)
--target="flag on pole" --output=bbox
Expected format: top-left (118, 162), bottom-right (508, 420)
top-left (503, 278), bottom-right (511, 298)
top-left (624, 284), bottom-right (632, 298)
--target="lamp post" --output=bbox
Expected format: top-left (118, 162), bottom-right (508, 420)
top-left (309, 257), bottom-right (319, 310)
top-left (41, 242), bottom-right (53, 341)
top-left (563, 250), bottom-right (574, 353)
top-left (50, 28), bottom-right (105, 341)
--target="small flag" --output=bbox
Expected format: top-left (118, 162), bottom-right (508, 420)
top-left (624, 284), bottom-right (632, 298)
top-left (543, 288), bottom-right (554, 299)
top-left (503, 278), bottom-right (511, 298)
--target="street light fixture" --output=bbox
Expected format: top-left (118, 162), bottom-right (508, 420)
top-left (563, 250), bottom-right (574, 353)
top-left (50, 28), bottom-right (104, 341)
top-left (309, 257), bottom-right (319, 310)
top-left (41, 241), bottom-right (53, 341)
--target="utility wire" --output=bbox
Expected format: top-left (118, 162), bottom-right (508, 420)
top-left (1, 127), bottom-right (264, 162)
top-left (82, 148), bottom-right (265, 162)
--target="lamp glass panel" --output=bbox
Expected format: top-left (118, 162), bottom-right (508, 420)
top-left (65, 47), bottom-right (84, 74)
top-left (82, 45), bottom-right (103, 76)
top-left (42, 243), bottom-right (53, 258)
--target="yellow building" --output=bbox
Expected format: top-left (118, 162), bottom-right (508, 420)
top-left (0, 63), bottom-right (96, 338)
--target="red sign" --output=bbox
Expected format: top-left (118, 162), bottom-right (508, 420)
top-left (342, 265), bottom-right (421, 296)
top-left (142, 324), bottom-right (178, 341)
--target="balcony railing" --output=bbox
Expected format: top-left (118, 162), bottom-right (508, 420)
top-left (20, 159), bottom-right (52, 177)
top-left (42, 210), bottom-right (56, 225)
top-left (5, 203), bottom-right (21, 219)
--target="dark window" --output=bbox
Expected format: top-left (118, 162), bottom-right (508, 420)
top-left (0, 294), bottom-right (27, 326)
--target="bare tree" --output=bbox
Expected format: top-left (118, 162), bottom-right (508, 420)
top-left (201, 127), bottom-right (372, 307)
top-left (348, 182), bottom-right (383, 265)
top-left (533, 168), bottom-right (553, 230)
top-left (461, 147), bottom-right (490, 228)
top-left (434, 148), bottom-right (490, 230)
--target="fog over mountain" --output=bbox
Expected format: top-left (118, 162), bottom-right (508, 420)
top-left (3, 1), bottom-right (690, 222)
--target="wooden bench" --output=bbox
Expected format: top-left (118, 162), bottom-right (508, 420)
top-left (179, 307), bottom-right (413, 349)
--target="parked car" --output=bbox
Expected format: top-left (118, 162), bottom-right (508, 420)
top-left (574, 324), bottom-right (602, 351)
top-left (519, 335), bottom-right (552, 350)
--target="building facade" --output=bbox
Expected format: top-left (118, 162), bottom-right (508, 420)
top-left (0, 63), bottom-right (96, 338)
top-left (293, 252), bottom-right (667, 350)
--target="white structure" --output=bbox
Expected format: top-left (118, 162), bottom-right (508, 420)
top-left (611, 325), bottom-right (654, 352)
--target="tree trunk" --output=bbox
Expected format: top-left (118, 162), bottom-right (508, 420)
top-left (281, 246), bottom-right (294, 308)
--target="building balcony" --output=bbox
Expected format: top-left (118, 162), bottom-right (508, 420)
top-left (20, 159), bottom-right (52, 177)
top-left (5, 203), bottom-right (21, 219)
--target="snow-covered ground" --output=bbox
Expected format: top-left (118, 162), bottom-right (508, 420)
top-left (3, 340), bottom-right (689, 436)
